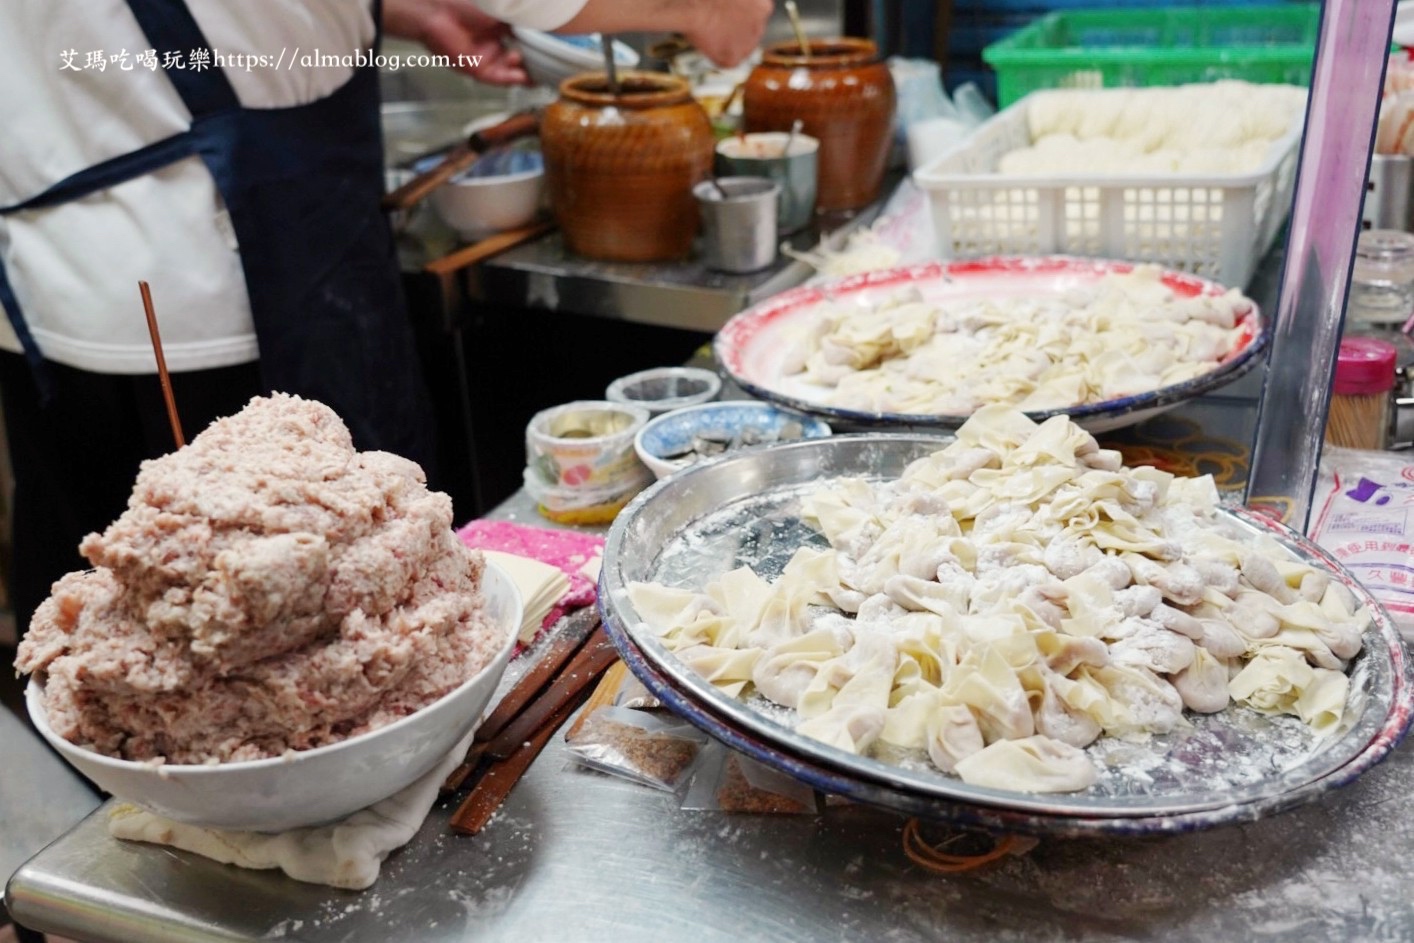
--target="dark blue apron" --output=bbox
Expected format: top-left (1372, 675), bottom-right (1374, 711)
top-left (0, 0), bottom-right (436, 473)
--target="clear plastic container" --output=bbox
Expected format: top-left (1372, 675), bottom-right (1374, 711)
top-left (522, 466), bottom-right (649, 526)
top-left (605, 367), bottom-right (722, 415)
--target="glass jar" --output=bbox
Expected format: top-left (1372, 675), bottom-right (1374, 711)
top-left (742, 38), bottom-right (896, 214)
top-left (1348, 229), bottom-right (1414, 328)
top-left (541, 71), bottom-right (714, 262)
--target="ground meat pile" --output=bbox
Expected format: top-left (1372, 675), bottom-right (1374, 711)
top-left (16, 393), bottom-right (507, 764)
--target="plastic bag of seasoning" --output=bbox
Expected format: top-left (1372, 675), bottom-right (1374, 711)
top-left (613, 674), bottom-right (661, 710)
top-left (565, 705), bottom-right (707, 792)
top-left (680, 742), bottom-right (818, 815)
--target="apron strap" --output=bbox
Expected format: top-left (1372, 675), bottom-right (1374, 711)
top-left (0, 263), bottom-right (52, 399)
top-left (0, 0), bottom-right (237, 216)
top-left (0, 132), bottom-right (195, 215)
top-left (0, 0), bottom-right (238, 390)
top-left (120, 0), bottom-right (240, 119)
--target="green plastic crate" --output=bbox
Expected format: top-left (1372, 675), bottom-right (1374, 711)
top-left (982, 4), bottom-right (1319, 107)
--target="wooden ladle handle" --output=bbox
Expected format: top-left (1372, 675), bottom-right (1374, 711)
top-left (381, 109), bottom-right (541, 213)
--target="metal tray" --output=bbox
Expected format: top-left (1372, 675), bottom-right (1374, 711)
top-left (713, 258), bottom-right (1269, 434)
top-left (599, 435), bottom-right (1414, 834)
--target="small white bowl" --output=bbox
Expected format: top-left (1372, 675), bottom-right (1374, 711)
top-left (512, 29), bottom-right (640, 89)
top-left (425, 115), bottom-right (546, 241)
top-left (429, 166), bottom-right (544, 241)
top-left (634, 401), bottom-right (832, 480)
top-left (26, 563), bottom-right (521, 833)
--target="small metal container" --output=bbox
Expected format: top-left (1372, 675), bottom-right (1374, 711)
top-left (1363, 155), bottom-right (1413, 233)
top-left (693, 177), bottom-right (781, 273)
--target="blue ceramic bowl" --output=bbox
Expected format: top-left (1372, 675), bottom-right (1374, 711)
top-left (634, 400), bottom-right (831, 479)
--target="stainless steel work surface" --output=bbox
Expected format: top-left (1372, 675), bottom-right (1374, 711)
top-left (10, 431), bottom-right (1414, 942)
top-left (469, 204), bottom-right (887, 334)
top-left (8, 722), bottom-right (1414, 943)
top-left (0, 707), bottom-right (100, 891)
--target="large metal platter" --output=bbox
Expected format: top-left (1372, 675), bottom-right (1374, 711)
top-left (713, 257), bottom-right (1269, 434)
top-left (599, 434), bottom-right (1414, 833)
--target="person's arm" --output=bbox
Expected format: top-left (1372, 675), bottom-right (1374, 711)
top-left (387, 0), bottom-right (774, 72)
top-left (555, 0), bottom-right (772, 67)
top-left (383, 0), bottom-right (530, 84)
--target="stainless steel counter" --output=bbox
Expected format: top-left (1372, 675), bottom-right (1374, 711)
top-left (464, 196), bottom-right (890, 334)
top-left (0, 709), bottom-right (100, 895)
top-left (8, 704), bottom-right (1414, 942)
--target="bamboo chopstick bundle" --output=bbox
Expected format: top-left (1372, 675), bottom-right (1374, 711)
top-left (1326, 338), bottom-right (1397, 451)
top-left (1326, 391), bottom-right (1392, 450)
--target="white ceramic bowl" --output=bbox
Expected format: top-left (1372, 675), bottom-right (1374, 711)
top-left (421, 114), bottom-right (542, 241)
top-left (429, 166), bottom-right (544, 241)
top-left (26, 563), bottom-right (521, 832)
top-left (634, 400), bottom-right (832, 480)
top-left (426, 116), bottom-right (546, 242)
top-left (512, 28), bottom-right (640, 89)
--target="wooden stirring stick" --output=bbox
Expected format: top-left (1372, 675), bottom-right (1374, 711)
top-left (602, 34), bottom-right (621, 96)
top-left (785, 0), bottom-right (811, 58)
top-left (139, 281), bottom-right (185, 449)
top-left (441, 605), bottom-right (604, 792)
top-left (448, 627), bottom-right (619, 834)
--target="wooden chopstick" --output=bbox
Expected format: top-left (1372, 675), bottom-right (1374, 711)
top-left (448, 695), bottom-right (580, 835)
top-left (423, 220), bottom-right (554, 277)
top-left (564, 660), bottom-right (628, 741)
top-left (385, 141), bottom-right (476, 212)
top-left (442, 606), bottom-right (603, 792)
top-left (382, 109), bottom-right (541, 212)
top-left (482, 630), bottom-right (618, 759)
top-left (139, 281), bottom-right (185, 449)
top-left (449, 638), bottom-right (619, 834)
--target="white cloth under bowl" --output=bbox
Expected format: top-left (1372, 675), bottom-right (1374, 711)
top-left (107, 729), bottom-right (473, 890)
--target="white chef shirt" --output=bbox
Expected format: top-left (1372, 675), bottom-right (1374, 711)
top-left (0, 0), bottom-right (584, 375)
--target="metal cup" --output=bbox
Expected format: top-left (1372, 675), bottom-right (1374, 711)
top-left (693, 177), bottom-right (781, 273)
top-left (715, 133), bottom-right (819, 234)
top-left (1364, 154), bottom-right (1413, 233)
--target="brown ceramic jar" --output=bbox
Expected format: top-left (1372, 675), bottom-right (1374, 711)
top-left (541, 71), bottom-right (715, 262)
top-left (743, 38), bottom-right (896, 214)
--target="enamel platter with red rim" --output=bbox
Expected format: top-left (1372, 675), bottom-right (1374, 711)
top-left (597, 435), bottom-right (1414, 836)
top-left (713, 256), bottom-right (1269, 434)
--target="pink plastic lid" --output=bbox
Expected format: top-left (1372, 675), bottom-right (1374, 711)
top-left (1334, 337), bottom-right (1398, 395)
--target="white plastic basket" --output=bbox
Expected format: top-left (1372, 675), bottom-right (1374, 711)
top-left (913, 91), bottom-right (1305, 289)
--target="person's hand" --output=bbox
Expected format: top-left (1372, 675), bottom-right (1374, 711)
top-left (677, 0), bottom-right (774, 67)
top-left (383, 0), bottom-right (530, 85)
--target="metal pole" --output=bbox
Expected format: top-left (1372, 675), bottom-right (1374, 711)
top-left (1244, 0), bottom-right (1397, 527)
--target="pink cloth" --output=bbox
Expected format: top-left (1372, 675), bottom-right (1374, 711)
top-left (456, 520), bottom-right (604, 642)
